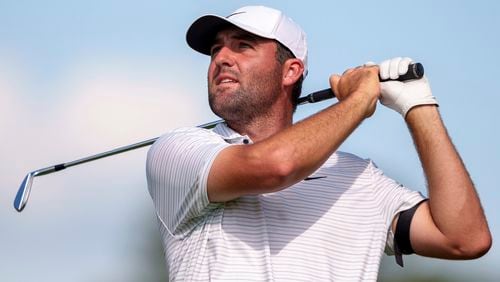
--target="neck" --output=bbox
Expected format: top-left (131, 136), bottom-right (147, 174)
top-left (225, 96), bottom-right (293, 143)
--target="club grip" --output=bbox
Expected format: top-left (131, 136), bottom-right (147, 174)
top-left (298, 62), bottom-right (424, 105)
top-left (380, 62), bottom-right (424, 82)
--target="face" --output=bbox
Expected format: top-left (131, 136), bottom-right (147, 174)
top-left (207, 27), bottom-right (284, 122)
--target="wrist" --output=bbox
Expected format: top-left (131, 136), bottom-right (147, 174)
top-left (405, 104), bottom-right (440, 124)
top-left (400, 96), bottom-right (439, 118)
top-left (347, 90), bottom-right (378, 118)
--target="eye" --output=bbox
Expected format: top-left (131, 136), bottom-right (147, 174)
top-left (238, 42), bottom-right (252, 49)
top-left (210, 45), bottom-right (222, 57)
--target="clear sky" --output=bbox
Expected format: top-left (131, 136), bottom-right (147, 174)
top-left (1, 0), bottom-right (499, 281)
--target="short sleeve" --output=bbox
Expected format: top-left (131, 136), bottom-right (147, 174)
top-left (366, 161), bottom-right (426, 255)
top-left (146, 127), bottom-right (231, 238)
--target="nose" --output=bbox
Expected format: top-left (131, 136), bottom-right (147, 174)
top-left (212, 45), bottom-right (236, 68)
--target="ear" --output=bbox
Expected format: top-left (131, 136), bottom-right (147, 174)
top-left (282, 58), bottom-right (304, 87)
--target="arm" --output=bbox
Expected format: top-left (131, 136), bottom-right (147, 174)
top-left (405, 106), bottom-right (491, 259)
top-left (208, 66), bottom-right (380, 202)
top-left (380, 57), bottom-right (491, 259)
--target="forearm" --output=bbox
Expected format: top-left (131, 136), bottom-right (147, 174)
top-left (208, 92), bottom-right (370, 202)
top-left (208, 67), bottom-right (379, 202)
top-left (406, 106), bottom-right (491, 249)
top-left (259, 92), bottom-right (369, 183)
top-left (260, 68), bottom-right (380, 186)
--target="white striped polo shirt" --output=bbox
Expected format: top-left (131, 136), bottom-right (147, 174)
top-left (146, 123), bottom-right (425, 281)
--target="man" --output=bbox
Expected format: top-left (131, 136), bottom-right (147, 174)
top-left (146, 6), bottom-right (491, 281)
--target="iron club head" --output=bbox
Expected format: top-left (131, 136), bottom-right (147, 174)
top-left (14, 172), bottom-right (34, 212)
top-left (14, 166), bottom-right (59, 212)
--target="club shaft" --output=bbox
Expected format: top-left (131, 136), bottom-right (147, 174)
top-left (14, 62), bottom-right (424, 212)
top-left (59, 120), bottom-right (223, 171)
top-left (25, 62), bottom-right (425, 174)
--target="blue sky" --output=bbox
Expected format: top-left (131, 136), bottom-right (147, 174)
top-left (1, 1), bottom-right (499, 281)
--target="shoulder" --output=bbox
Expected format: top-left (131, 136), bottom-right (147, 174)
top-left (327, 151), bottom-right (373, 167)
top-left (334, 150), bottom-right (369, 162)
top-left (317, 151), bottom-right (381, 181)
top-left (146, 127), bottom-right (230, 167)
top-left (156, 126), bottom-right (224, 143)
top-left (150, 127), bottom-right (225, 152)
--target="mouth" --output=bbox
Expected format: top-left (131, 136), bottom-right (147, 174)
top-left (215, 73), bottom-right (239, 86)
top-left (220, 78), bottom-right (237, 84)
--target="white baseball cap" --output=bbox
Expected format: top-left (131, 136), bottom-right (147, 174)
top-left (186, 5), bottom-right (308, 77)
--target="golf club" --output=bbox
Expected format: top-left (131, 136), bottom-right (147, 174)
top-left (14, 63), bottom-right (424, 212)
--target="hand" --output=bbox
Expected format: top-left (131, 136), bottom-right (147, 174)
top-left (378, 57), bottom-right (438, 118)
top-left (329, 66), bottom-right (380, 118)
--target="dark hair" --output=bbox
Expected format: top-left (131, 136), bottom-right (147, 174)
top-left (275, 42), bottom-right (304, 112)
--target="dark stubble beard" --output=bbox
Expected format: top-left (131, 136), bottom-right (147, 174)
top-left (208, 63), bottom-right (283, 123)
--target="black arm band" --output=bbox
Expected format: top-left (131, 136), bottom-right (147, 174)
top-left (395, 199), bottom-right (427, 254)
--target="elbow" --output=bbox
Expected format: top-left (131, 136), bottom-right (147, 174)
top-left (453, 231), bottom-right (492, 259)
top-left (259, 149), bottom-right (299, 191)
top-left (267, 158), bottom-right (297, 188)
top-left (468, 232), bottom-right (492, 259)
top-left (273, 160), bottom-right (297, 185)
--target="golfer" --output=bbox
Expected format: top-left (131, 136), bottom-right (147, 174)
top-left (146, 5), bottom-right (491, 281)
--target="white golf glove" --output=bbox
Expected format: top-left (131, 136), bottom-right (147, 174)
top-left (378, 57), bottom-right (438, 118)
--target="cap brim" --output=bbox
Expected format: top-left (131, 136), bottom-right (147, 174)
top-left (186, 15), bottom-right (234, 56)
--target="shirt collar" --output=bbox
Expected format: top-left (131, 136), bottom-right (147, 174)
top-left (212, 122), bottom-right (253, 145)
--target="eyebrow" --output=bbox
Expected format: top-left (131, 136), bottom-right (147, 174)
top-left (212, 30), bottom-right (261, 45)
top-left (232, 32), bottom-right (260, 42)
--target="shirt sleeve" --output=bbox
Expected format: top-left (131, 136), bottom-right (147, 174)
top-left (146, 127), bottom-right (231, 238)
top-left (365, 160), bottom-right (426, 255)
